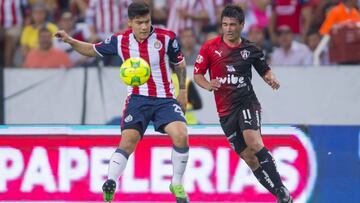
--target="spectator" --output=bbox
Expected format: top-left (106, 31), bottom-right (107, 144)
top-left (23, 26), bottom-right (72, 68)
top-left (305, 29), bottom-right (330, 65)
top-left (205, 31), bottom-right (218, 41)
top-left (20, 3), bottom-right (58, 58)
top-left (319, 0), bottom-right (360, 35)
top-left (151, 0), bottom-right (168, 26)
top-left (247, 24), bottom-right (273, 62)
top-left (270, 25), bottom-right (312, 66)
top-left (236, 0), bottom-right (272, 36)
top-left (61, 0), bottom-right (88, 21)
top-left (269, 0), bottom-right (312, 43)
top-left (179, 28), bottom-right (200, 66)
top-left (309, 0), bottom-right (338, 29)
top-left (0, 0), bottom-right (28, 67)
top-left (53, 12), bottom-right (94, 67)
top-left (86, 0), bottom-right (131, 42)
top-left (166, 0), bottom-right (210, 35)
top-left (28, 0), bottom-right (57, 20)
top-left (85, 0), bottom-right (131, 66)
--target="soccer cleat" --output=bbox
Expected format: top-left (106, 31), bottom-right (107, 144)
top-left (276, 186), bottom-right (293, 203)
top-left (102, 179), bottom-right (116, 202)
top-left (169, 184), bottom-right (190, 203)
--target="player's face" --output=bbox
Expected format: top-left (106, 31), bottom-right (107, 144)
top-left (221, 17), bottom-right (243, 43)
top-left (128, 14), bottom-right (152, 42)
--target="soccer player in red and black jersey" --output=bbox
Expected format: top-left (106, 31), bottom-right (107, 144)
top-left (194, 5), bottom-right (293, 203)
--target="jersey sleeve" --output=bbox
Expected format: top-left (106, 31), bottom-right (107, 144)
top-left (194, 43), bottom-right (210, 75)
top-left (93, 35), bottom-right (118, 57)
top-left (252, 46), bottom-right (270, 77)
top-left (167, 37), bottom-right (184, 65)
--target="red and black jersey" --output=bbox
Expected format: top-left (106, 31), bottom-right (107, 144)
top-left (194, 36), bottom-right (270, 117)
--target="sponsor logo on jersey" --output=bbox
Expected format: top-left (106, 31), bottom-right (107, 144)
top-left (154, 40), bottom-right (163, 50)
top-left (240, 49), bottom-right (250, 60)
top-left (216, 74), bottom-right (244, 85)
top-left (196, 55), bottom-right (203, 64)
top-left (226, 65), bottom-right (236, 72)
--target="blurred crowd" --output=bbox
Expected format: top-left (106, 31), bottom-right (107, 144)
top-left (0, 0), bottom-right (359, 69)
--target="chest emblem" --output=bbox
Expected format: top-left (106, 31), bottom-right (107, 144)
top-left (240, 49), bottom-right (250, 60)
top-left (154, 40), bottom-right (163, 50)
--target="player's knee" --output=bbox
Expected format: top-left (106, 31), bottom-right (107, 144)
top-left (247, 143), bottom-right (264, 154)
top-left (119, 131), bottom-right (141, 154)
top-left (171, 128), bottom-right (189, 147)
top-left (240, 150), bottom-right (259, 169)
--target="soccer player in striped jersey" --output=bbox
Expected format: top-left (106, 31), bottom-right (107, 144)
top-left (56, 2), bottom-right (190, 203)
top-left (194, 5), bottom-right (293, 203)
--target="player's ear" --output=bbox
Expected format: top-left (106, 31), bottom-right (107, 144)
top-left (240, 21), bottom-right (245, 27)
top-left (127, 19), bottom-right (132, 28)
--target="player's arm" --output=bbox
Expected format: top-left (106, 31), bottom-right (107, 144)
top-left (193, 45), bottom-right (221, 91)
top-left (263, 69), bottom-right (280, 90)
top-left (174, 60), bottom-right (188, 112)
top-left (174, 60), bottom-right (187, 90)
top-left (194, 74), bottom-right (220, 91)
top-left (168, 35), bottom-right (187, 112)
top-left (252, 47), bottom-right (280, 90)
top-left (55, 30), bottom-right (97, 57)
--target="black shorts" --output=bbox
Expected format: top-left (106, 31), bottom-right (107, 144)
top-left (219, 103), bottom-right (262, 154)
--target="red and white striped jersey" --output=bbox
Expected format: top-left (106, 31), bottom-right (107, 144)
top-left (93, 27), bottom-right (185, 98)
top-left (167, 0), bottom-right (208, 34)
top-left (85, 0), bottom-right (131, 40)
top-left (0, 0), bottom-right (26, 28)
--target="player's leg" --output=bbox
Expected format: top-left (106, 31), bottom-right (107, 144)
top-left (164, 121), bottom-right (189, 203)
top-left (220, 114), bottom-right (277, 196)
top-left (153, 99), bottom-right (189, 203)
top-left (164, 121), bottom-right (189, 184)
top-left (239, 106), bottom-right (292, 203)
top-left (103, 128), bottom-right (141, 202)
top-left (103, 95), bottom-right (151, 202)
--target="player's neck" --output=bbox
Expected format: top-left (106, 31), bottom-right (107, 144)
top-left (223, 37), bottom-right (242, 48)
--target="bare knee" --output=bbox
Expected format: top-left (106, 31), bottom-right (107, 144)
top-left (165, 122), bottom-right (188, 148)
top-left (119, 129), bottom-right (141, 154)
top-left (243, 130), bottom-right (264, 153)
top-left (240, 149), bottom-right (259, 170)
top-left (172, 127), bottom-right (188, 147)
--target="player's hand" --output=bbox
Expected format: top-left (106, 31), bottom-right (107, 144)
top-left (263, 70), bottom-right (280, 90)
top-left (55, 30), bottom-right (71, 44)
top-left (208, 79), bottom-right (221, 91)
top-left (177, 89), bottom-right (187, 113)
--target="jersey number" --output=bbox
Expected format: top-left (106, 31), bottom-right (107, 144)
top-left (173, 104), bottom-right (185, 118)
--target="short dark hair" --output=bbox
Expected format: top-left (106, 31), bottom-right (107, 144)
top-left (128, 1), bottom-right (150, 19)
top-left (221, 5), bottom-right (245, 23)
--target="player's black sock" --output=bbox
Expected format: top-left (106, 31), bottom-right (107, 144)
top-left (253, 167), bottom-right (277, 195)
top-left (255, 147), bottom-right (284, 191)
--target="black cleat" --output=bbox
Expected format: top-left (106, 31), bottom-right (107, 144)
top-left (102, 179), bottom-right (116, 202)
top-left (276, 186), bottom-right (293, 203)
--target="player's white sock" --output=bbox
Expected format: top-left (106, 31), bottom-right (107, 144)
top-left (171, 145), bottom-right (189, 185)
top-left (108, 148), bottom-right (129, 181)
